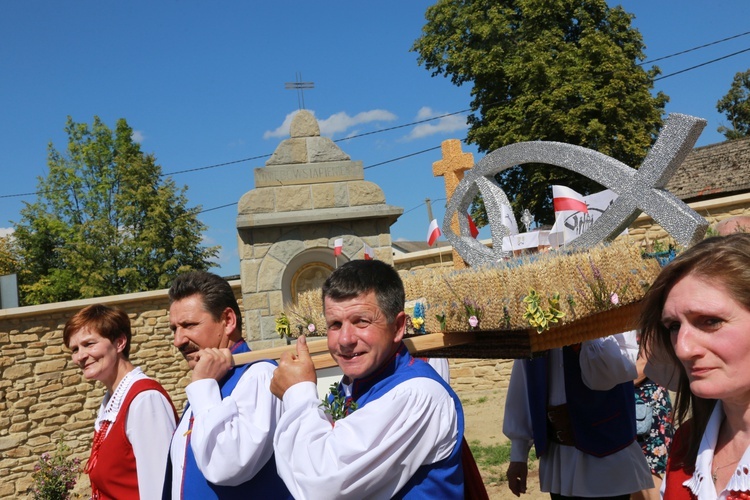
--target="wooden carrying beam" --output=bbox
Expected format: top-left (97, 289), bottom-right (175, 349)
top-left (231, 331), bottom-right (477, 370)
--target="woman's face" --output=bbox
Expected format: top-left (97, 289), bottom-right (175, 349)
top-left (662, 274), bottom-right (750, 405)
top-left (68, 327), bottom-right (125, 388)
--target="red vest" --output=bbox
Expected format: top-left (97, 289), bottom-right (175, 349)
top-left (664, 421), bottom-right (695, 500)
top-left (88, 379), bottom-right (176, 499)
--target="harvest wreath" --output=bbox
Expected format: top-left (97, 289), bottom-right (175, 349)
top-left (230, 240), bottom-right (663, 368)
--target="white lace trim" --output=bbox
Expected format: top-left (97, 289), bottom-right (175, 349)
top-left (726, 464), bottom-right (750, 492)
top-left (95, 367), bottom-right (148, 431)
top-left (683, 470), bottom-right (710, 497)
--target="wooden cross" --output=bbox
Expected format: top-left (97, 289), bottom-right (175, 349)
top-left (432, 139), bottom-right (475, 269)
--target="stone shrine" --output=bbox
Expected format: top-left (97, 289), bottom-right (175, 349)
top-left (236, 110), bottom-right (403, 348)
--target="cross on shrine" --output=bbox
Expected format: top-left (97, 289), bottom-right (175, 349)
top-left (432, 139), bottom-right (475, 269)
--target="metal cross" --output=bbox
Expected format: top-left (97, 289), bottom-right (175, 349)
top-left (284, 72), bottom-right (314, 110)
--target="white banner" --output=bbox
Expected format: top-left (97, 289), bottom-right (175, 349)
top-left (548, 189), bottom-right (623, 248)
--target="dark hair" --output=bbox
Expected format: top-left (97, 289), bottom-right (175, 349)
top-left (168, 271), bottom-right (242, 332)
top-left (639, 233), bottom-right (750, 466)
top-left (322, 260), bottom-right (405, 324)
top-left (63, 304), bottom-right (133, 359)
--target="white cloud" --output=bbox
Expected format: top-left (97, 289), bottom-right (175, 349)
top-left (402, 107), bottom-right (469, 141)
top-left (0, 227), bottom-right (14, 238)
top-left (131, 130), bottom-right (145, 143)
top-left (318, 110), bottom-right (397, 136)
top-left (264, 112), bottom-right (297, 139)
top-left (263, 109), bottom-right (397, 139)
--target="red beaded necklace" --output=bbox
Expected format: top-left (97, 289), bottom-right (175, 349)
top-left (85, 420), bottom-right (111, 499)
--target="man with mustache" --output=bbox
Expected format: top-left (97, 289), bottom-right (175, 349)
top-left (165, 271), bottom-right (290, 499)
top-left (271, 259), bottom-right (466, 499)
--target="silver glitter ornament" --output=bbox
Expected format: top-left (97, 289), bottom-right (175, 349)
top-left (443, 113), bottom-right (709, 267)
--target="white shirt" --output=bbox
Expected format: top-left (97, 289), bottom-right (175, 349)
top-left (273, 377), bottom-right (459, 500)
top-left (678, 401), bottom-right (750, 499)
top-left (426, 357), bottom-right (451, 383)
top-left (96, 367), bottom-right (176, 500)
top-left (503, 331), bottom-right (654, 496)
top-left (169, 361), bottom-right (282, 497)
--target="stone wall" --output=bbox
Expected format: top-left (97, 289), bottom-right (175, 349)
top-left (0, 279), bottom-right (506, 498)
top-left (626, 193), bottom-right (750, 245)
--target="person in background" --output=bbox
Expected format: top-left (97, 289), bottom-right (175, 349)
top-left (271, 259), bottom-right (466, 499)
top-left (640, 233), bottom-right (750, 498)
top-left (64, 304), bottom-right (177, 499)
top-left (632, 342), bottom-right (674, 500)
top-left (714, 215), bottom-right (750, 236)
top-left (503, 330), bottom-right (653, 499)
top-left (165, 270), bottom-right (290, 499)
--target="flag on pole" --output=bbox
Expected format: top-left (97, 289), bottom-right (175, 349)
top-left (333, 238), bottom-right (343, 256)
top-left (467, 214), bottom-right (479, 238)
top-left (500, 204), bottom-right (519, 235)
top-left (363, 243), bottom-right (375, 260)
top-left (552, 185), bottom-right (588, 213)
top-left (427, 219), bottom-right (441, 246)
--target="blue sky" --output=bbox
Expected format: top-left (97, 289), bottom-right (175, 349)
top-left (2, 1), bottom-right (749, 277)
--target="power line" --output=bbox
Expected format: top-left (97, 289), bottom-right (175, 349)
top-left (640, 30), bottom-right (750, 66)
top-left (654, 46), bottom-right (750, 81)
top-left (4, 31), bottom-right (749, 204)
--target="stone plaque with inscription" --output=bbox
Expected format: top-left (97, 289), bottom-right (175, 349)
top-left (254, 160), bottom-right (364, 187)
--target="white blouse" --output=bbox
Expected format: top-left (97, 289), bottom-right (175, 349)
top-left (680, 401), bottom-right (750, 499)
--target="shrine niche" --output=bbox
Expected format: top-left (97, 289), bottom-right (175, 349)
top-left (291, 262), bottom-right (333, 300)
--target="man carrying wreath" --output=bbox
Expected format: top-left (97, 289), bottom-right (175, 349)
top-left (271, 259), bottom-right (466, 499)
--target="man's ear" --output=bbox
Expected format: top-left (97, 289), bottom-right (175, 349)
top-left (222, 307), bottom-right (238, 337)
top-left (392, 311), bottom-right (406, 344)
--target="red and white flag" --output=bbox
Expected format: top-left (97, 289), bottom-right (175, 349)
top-left (552, 185), bottom-right (588, 213)
top-left (363, 243), bottom-right (375, 260)
top-left (333, 238), bottom-right (343, 256)
top-left (466, 214), bottom-right (479, 238)
top-left (427, 219), bottom-right (441, 246)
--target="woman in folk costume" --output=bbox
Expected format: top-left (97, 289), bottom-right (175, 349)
top-left (64, 304), bottom-right (177, 499)
top-left (640, 233), bottom-right (750, 499)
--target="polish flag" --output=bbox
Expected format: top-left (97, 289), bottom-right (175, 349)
top-left (333, 238), bottom-right (343, 256)
top-left (427, 219), bottom-right (441, 246)
top-left (552, 185), bottom-right (589, 213)
top-left (363, 243), bottom-right (375, 260)
top-left (467, 214), bottom-right (479, 238)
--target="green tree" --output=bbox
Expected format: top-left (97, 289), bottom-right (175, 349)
top-left (13, 116), bottom-right (219, 305)
top-left (0, 233), bottom-right (20, 277)
top-left (412, 0), bottom-right (668, 225)
top-left (717, 69), bottom-right (750, 140)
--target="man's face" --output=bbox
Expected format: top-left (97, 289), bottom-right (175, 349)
top-left (169, 295), bottom-right (232, 369)
top-left (325, 291), bottom-right (405, 381)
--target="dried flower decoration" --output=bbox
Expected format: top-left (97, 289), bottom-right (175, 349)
top-left (275, 313), bottom-right (291, 338)
top-left (523, 289), bottom-right (565, 333)
top-left (30, 436), bottom-right (81, 500)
